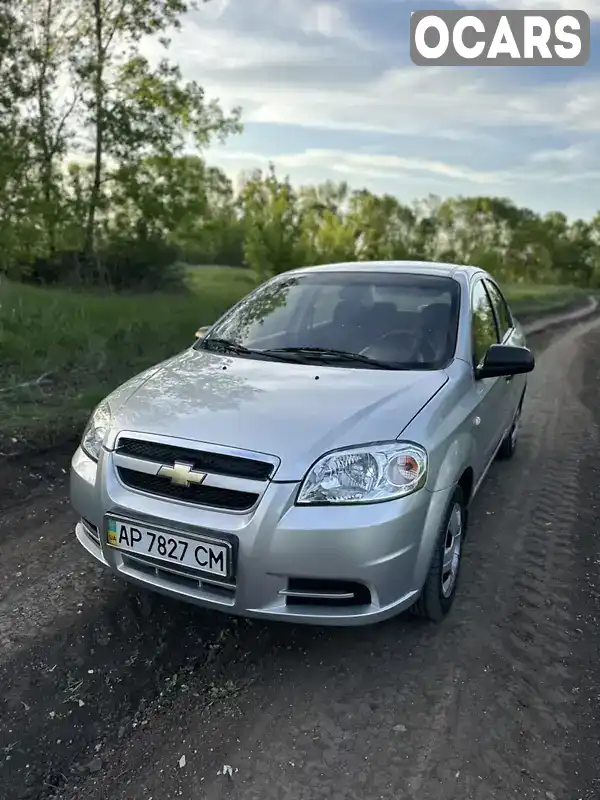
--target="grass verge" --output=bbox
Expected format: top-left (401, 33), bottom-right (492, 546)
top-left (503, 283), bottom-right (590, 318)
top-left (0, 269), bottom-right (591, 453)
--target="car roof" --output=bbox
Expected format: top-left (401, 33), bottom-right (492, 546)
top-left (287, 260), bottom-right (483, 280)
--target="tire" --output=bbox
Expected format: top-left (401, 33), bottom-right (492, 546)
top-left (411, 486), bottom-right (466, 622)
top-left (497, 396), bottom-right (523, 461)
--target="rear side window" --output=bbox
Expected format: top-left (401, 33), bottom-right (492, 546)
top-left (471, 279), bottom-right (499, 365)
top-left (484, 280), bottom-right (513, 341)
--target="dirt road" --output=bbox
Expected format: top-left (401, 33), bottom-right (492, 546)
top-left (1, 317), bottom-right (599, 800)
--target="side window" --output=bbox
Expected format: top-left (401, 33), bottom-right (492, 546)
top-left (471, 280), bottom-right (499, 365)
top-left (484, 280), bottom-right (513, 341)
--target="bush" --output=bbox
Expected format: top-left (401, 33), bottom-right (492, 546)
top-left (24, 250), bottom-right (96, 286)
top-left (20, 236), bottom-right (186, 292)
top-left (100, 235), bottom-right (185, 292)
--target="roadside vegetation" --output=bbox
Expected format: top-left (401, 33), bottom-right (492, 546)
top-left (0, 273), bottom-right (590, 451)
top-left (0, 0), bottom-right (598, 451)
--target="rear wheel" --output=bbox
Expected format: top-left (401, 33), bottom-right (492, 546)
top-left (411, 486), bottom-right (466, 622)
top-left (497, 397), bottom-right (523, 461)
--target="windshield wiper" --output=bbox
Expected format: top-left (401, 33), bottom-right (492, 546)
top-left (199, 337), bottom-right (256, 356)
top-left (199, 337), bottom-right (307, 363)
top-left (200, 340), bottom-right (398, 369)
top-left (262, 346), bottom-right (398, 370)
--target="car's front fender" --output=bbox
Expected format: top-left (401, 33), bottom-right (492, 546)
top-left (427, 429), bottom-right (476, 495)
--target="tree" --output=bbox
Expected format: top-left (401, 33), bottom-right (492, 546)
top-left (28, 0), bottom-right (85, 253)
top-left (73, 0), bottom-right (241, 261)
top-left (349, 191), bottom-right (415, 261)
top-left (239, 165), bottom-right (307, 281)
top-left (0, 2), bottom-right (35, 276)
top-left (0, 3), bottom-right (599, 292)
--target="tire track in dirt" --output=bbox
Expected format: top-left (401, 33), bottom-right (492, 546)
top-left (446, 321), bottom-right (598, 798)
top-left (566, 328), bottom-right (600, 800)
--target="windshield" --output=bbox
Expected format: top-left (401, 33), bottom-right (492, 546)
top-left (198, 270), bottom-right (461, 370)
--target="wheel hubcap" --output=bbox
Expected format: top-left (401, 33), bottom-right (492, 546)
top-left (441, 504), bottom-right (463, 598)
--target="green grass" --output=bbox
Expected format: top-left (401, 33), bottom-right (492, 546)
top-left (502, 283), bottom-right (590, 318)
top-left (0, 269), bottom-right (591, 450)
top-left (183, 264), bottom-right (258, 299)
top-left (0, 266), bottom-right (258, 449)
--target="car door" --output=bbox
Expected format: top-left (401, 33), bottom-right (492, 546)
top-left (470, 278), bottom-right (510, 478)
top-left (484, 278), bottom-right (524, 422)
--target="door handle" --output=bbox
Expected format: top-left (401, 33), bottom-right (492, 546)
top-left (505, 375), bottom-right (513, 382)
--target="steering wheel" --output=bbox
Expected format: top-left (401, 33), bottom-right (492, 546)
top-left (359, 329), bottom-right (421, 363)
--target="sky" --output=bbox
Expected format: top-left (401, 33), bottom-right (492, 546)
top-left (150, 0), bottom-right (600, 220)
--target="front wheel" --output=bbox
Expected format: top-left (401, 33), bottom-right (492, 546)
top-left (411, 486), bottom-right (466, 622)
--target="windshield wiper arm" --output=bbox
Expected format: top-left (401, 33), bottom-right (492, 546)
top-left (199, 337), bottom-right (255, 356)
top-left (200, 340), bottom-right (396, 368)
top-left (262, 346), bottom-right (397, 369)
top-left (200, 338), bottom-right (309, 363)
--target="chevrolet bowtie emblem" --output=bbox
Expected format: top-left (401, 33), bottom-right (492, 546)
top-left (157, 461), bottom-right (207, 487)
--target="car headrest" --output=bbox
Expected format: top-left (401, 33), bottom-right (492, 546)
top-left (333, 299), bottom-right (361, 326)
top-left (420, 303), bottom-right (452, 331)
top-left (364, 302), bottom-right (400, 326)
top-left (339, 284), bottom-right (371, 304)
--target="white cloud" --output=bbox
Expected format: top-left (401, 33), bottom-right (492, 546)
top-left (142, 23), bottom-right (334, 72)
top-left (197, 0), bottom-right (231, 21)
top-left (293, 2), bottom-right (374, 47)
top-left (199, 63), bottom-right (600, 138)
top-left (211, 146), bottom-right (519, 186)
top-left (150, 5), bottom-right (600, 139)
top-left (195, 0), bottom-right (373, 47)
top-left (301, 3), bottom-right (348, 37)
top-left (142, 2), bottom-right (600, 141)
top-left (209, 144), bottom-right (600, 192)
top-left (529, 145), bottom-right (586, 163)
top-left (138, 0), bottom-right (599, 217)
top-left (458, 0), bottom-right (600, 19)
top-left (551, 170), bottom-right (600, 184)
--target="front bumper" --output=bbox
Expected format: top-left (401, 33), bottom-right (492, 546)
top-left (70, 446), bottom-right (449, 626)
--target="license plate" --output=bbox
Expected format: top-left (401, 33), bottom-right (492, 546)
top-left (106, 518), bottom-right (231, 578)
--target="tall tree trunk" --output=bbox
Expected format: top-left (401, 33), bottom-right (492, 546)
top-left (37, 0), bottom-right (56, 255)
top-left (84, 0), bottom-right (103, 261)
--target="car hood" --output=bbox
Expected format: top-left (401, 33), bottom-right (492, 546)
top-left (105, 348), bottom-right (448, 481)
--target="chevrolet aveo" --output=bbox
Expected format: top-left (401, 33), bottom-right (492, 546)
top-left (70, 261), bottom-right (535, 625)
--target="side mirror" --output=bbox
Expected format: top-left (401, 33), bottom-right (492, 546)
top-left (476, 344), bottom-right (535, 380)
top-left (195, 325), bottom-right (211, 340)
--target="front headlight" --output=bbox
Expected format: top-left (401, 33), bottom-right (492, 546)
top-left (81, 400), bottom-right (112, 462)
top-left (296, 441), bottom-right (428, 505)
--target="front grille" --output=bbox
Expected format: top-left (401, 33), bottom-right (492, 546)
top-left (117, 468), bottom-right (259, 511)
top-left (116, 437), bottom-right (274, 481)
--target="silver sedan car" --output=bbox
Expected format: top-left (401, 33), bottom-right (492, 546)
top-left (70, 261), bottom-right (534, 625)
